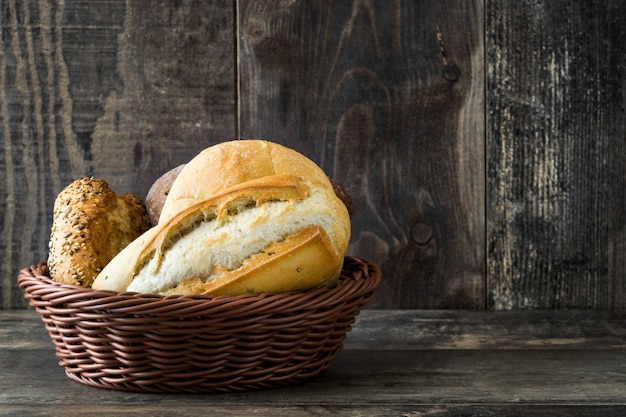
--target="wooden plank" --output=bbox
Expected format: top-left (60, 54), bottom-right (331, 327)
top-left (3, 310), bottom-right (626, 414)
top-left (237, 0), bottom-right (486, 309)
top-left (6, 0), bottom-right (626, 312)
top-left (0, 0), bottom-right (236, 309)
top-left (487, 1), bottom-right (626, 308)
top-left (2, 405), bottom-right (625, 417)
top-left (347, 309), bottom-right (626, 350)
top-left (6, 347), bottom-right (626, 406)
top-left (0, 310), bottom-right (51, 350)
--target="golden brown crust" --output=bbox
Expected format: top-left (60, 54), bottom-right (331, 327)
top-left (92, 174), bottom-right (320, 293)
top-left (47, 177), bottom-right (150, 287)
top-left (93, 140), bottom-right (352, 296)
top-left (147, 167), bottom-right (356, 224)
top-left (163, 225), bottom-right (341, 296)
top-left (159, 140), bottom-right (341, 223)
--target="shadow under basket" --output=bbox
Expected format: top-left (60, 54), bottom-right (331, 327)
top-left (17, 256), bottom-right (381, 394)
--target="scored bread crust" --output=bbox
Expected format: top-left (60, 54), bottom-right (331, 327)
top-left (159, 140), bottom-right (339, 223)
top-left (48, 177), bottom-right (150, 288)
top-left (147, 163), bottom-right (355, 225)
top-left (164, 225), bottom-right (341, 296)
top-left (92, 140), bottom-right (351, 296)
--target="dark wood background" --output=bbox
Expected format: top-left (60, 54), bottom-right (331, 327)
top-left (1, 0), bottom-right (624, 310)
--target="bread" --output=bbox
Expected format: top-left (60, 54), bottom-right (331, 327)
top-left (146, 164), bottom-right (355, 225)
top-left (48, 177), bottom-right (150, 287)
top-left (145, 164), bottom-right (185, 226)
top-left (158, 140), bottom-right (345, 223)
top-left (92, 140), bottom-right (351, 296)
top-left (329, 178), bottom-right (356, 219)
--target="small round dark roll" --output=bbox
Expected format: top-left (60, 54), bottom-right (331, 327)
top-left (145, 164), bottom-right (185, 226)
top-left (329, 178), bottom-right (355, 219)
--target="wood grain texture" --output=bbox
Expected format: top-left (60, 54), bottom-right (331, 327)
top-left (3, 406), bottom-right (625, 417)
top-left (487, 0), bottom-right (626, 309)
top-left (238, 0), bottom-right (485, 308)
top-left (3, 405), bottom-right (625, 417)
top-left (3, 1), bottom-right (626, 311)
top-left (348, 309), bottom-right (626, 350)
top-left (2, 310), bottom-right (626, 416)
top-left (0, 0), bottom-right (236, 309)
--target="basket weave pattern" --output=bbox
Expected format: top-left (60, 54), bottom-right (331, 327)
top-left (18, 257), bottom-right (380, 393)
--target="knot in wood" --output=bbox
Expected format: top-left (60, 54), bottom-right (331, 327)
top-left (410, 221), bottom-right (433, 245)
top-left (443, 64), bottom-right (460, 82)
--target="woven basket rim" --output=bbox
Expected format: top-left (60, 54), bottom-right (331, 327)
top-left (18, 256), bottom-right (381, 311)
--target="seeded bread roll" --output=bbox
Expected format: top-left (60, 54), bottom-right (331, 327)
top-left (48, 177), bottom-right (150, 287)
top-left (92, 140), bottom-right (351, 296)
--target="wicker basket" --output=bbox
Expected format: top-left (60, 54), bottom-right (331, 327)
top-left (17, 256), bottom-right (380, 393)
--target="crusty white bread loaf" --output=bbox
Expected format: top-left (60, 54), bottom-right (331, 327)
top-left (146, 165), bottom-right (355, 226)
top-left (92, 140), bottom-right (351, 296)
top-left (158, 140), bottom-right (343, 223)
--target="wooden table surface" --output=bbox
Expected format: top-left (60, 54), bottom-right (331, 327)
top-left (2, 309), bottom-right (625, 416)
